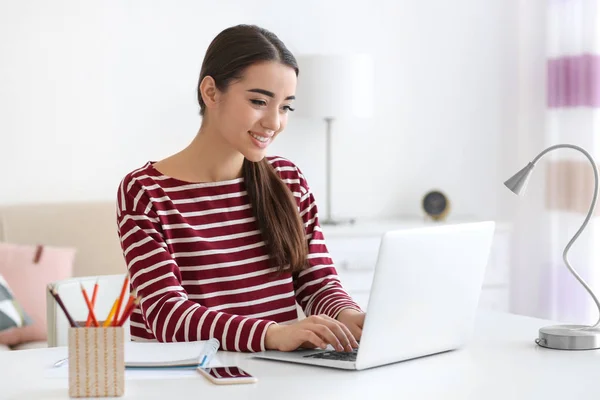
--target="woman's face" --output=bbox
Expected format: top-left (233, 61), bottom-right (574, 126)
top-left (212, 61), bottom-right (297, 162)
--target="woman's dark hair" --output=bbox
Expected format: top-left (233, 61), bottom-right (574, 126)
top-left (197, 24), bottom-right (307, 274)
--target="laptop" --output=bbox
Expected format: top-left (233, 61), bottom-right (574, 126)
top-left (252, 221), bottom-right (495, 370)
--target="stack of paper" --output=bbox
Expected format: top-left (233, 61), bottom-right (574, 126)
top-left (125, 341), bottom-right (219, 368)
top-left (45, 340), bottom-right (223, 381)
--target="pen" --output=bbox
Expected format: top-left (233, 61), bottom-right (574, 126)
top-left (199, 338), bottom-right (220, 367)
top-left (53, 358), bottom-right (68, 368)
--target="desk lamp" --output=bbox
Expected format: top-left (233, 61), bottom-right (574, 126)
top-left (504, 143), bottom-right (600, 350)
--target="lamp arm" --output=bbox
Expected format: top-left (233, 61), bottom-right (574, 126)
top-left (531, 144), bottom-right (600, 328)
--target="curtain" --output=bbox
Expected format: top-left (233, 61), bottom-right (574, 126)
top-left (543, 0), bottom-right (600, 323)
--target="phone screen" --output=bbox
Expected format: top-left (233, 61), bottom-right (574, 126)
top-left (201, 366), bottom-right (253, 380)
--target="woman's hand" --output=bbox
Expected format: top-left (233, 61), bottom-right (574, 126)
top-left (265, 314), bottom-right (360, 352)
top-left (335, 309), bottom-right (366, 341)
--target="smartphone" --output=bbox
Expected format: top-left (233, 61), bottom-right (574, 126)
top-left (197, 366), bottom-right (258, 385)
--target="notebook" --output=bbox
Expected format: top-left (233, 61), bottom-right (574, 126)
top-left (46, 340), bottom-right (223, 380)
top-left (124, 341), bottom-right (221, 369)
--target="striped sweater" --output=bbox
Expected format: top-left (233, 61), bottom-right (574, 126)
top-left (115, 156), bottom-right (361, 352)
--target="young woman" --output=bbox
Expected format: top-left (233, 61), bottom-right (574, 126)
top-left (116, 24), bottom-right (365, 353)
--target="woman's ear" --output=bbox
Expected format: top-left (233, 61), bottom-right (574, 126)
top-left (199, 76), bottom-right (220, 110)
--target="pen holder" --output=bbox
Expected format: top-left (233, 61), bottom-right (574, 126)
top-left (68, 327), bottom-right (125, 398)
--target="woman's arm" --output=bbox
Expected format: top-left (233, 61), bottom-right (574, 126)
top-left (116, 178), bottom-right (274, 352)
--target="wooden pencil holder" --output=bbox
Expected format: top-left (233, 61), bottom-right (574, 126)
top-left (68, 327), bottom-right (125, 398)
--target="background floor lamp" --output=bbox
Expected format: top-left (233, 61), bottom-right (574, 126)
top-left (294, 54), bottom-right (374, 225)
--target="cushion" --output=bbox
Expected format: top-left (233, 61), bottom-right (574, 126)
top-left (0, 274), bottom-right (31, 331)
top-left (0, 243), bottom-right (75, 346)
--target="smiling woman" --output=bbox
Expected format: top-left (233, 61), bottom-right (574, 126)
top-left (115, 24), bottom-right (365, 354)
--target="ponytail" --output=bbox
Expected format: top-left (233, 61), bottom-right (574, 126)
top-left (243, 158), bottom-right (308, 273)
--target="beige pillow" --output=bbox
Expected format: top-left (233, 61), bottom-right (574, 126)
top-left (0, 243), bottom-right (75, 346)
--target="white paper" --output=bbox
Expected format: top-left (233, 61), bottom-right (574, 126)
top-left (44, 341), bottom-right (223, 381)
top-left (125, 341), bottom-right (207, 366)
top-left (45, 363), bottom-right (222, 381)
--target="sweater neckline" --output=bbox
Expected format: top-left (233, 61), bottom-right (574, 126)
top-left (146, 161), bottom-right (245, 187)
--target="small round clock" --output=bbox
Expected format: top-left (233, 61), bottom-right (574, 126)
top-left (422, 190), bottom-right (450, 221)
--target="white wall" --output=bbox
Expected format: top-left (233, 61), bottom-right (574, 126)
top-left (0, 0), bottom-right (518, 223)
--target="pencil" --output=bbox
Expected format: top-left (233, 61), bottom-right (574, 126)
top-left (102, 298), bottom-right (119, 328)
top-left (86, 279), bottom-right (99, 327)
top-left (80, 284), bottom-right (99, 327)
top-left (113, 275), bottom-right (129, 327)
top-left (49, 285), bottom-right (78, 328)
top-left (115, 295), bottom-right (134, 327)
top-left (117, 296), bottom-right (140, 327)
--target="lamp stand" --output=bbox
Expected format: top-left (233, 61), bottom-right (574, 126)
top-left (506, 144), bottom-right (600, 350)
top-left (320, 117), bottom-right (355, 226)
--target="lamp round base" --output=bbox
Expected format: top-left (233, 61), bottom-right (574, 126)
top-left (536, 324), bottom-right (600, 350)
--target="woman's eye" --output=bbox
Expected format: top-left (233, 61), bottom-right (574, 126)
top-left (282, 105), bottom-right (295, 113)
top-left (250, 99), bottom-right (267, 107)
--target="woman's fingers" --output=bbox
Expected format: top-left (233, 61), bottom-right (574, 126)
top-left (298, 329), bottom-right (327, 350)
top-left (309, 324), bottom-right (345, 352)
top-left (305, 316), bottom-right (355, 352)
top-left (317, 315), bottom-right (357, 350)
top-left (321, 315), bottom-right (359, 349)
top-left (346, 324), bottom-right (362, 342)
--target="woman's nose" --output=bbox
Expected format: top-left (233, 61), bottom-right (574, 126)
top-left (261, 110), bottom-right (280, 132)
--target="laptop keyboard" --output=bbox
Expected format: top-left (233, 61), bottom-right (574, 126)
top-left (302, 347), bottom-right (358, 362)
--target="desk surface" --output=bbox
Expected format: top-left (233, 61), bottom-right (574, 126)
top-left (3, 311), bottom-right (600, 400)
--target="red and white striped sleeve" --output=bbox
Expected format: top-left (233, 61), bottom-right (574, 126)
top-left (116, 175), bottom-right (275, 352)
top-left (286, 165), bottom-right (364, 318)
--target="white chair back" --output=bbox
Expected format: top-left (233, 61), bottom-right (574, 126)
top-left (46, 274), bottom-right (131, 347)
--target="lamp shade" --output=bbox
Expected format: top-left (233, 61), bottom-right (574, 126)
top-left (504, 162), bottom-right (535, 195)
top-left (293, 54), bottom-right (374, 119)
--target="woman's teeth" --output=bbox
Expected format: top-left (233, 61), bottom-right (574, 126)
top-left (249, 132), bottom-right (269, 142)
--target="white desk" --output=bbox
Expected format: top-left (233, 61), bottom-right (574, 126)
top-left (3, 312), bottom-right (600, 399)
